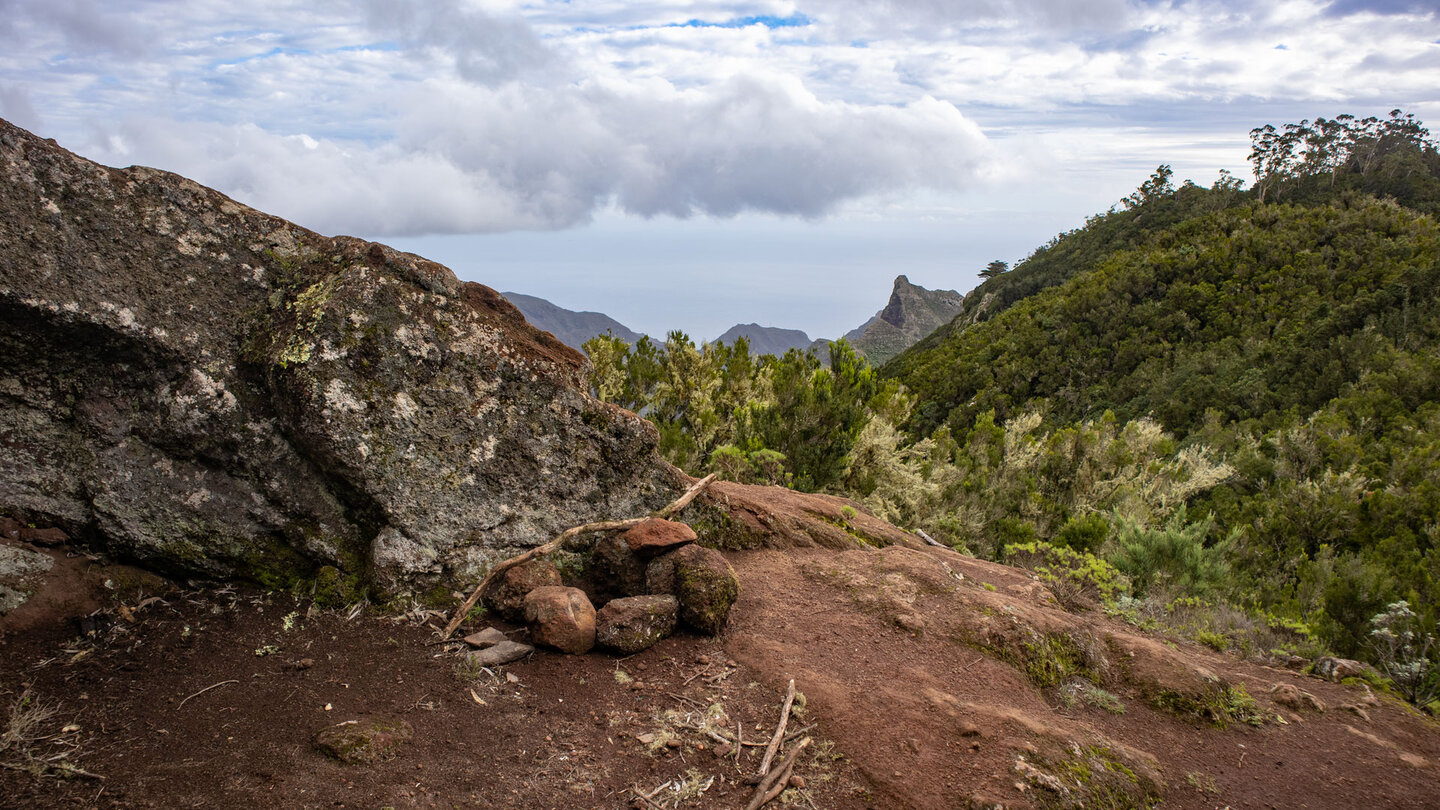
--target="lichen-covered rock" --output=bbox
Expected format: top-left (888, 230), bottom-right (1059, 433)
top-left (592, 532), bottom-right (648, 600)
top-left (523, 585), bottom-right (596, 654)
top-left (620, 518), bottom-right (696, 558)
top-left (313, 718), bottom-right (413, 764)
top-left (650, 545), bottom-right (738, 635)
top-left (0, 117), bottom-right (682, 597)
top-left (596, 594), bottom-right (679, 654)
top-left (483, 559), bottom-right (563, 622)
top-left (0, 541), bottom-right (53, 615)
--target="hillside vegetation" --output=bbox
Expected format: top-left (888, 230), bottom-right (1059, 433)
top-left (586, 111), bottom-right (1440, 705)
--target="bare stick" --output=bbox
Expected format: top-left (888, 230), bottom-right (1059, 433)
top-left (177, 680), bottom-right (238, 709)
top-left (745, 737), bottom-right (811, 810)
top-left (915, 528), bottom-right (945, 548)
top-left (757, 679), bottom-right (796, 777)
top-left (440, 474), bottom-right (717, 639)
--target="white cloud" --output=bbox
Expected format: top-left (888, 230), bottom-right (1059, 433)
top-left (2, 0), bottom-right (1438, 240)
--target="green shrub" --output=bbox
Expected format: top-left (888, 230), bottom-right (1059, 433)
top-left (1004, 541), bottom-right (1129, 610)
top-left (1108, 509), bottom-right (1233, 598)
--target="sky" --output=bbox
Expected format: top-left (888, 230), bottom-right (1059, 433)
top-left (3, 1), bottom-right (1438, 340)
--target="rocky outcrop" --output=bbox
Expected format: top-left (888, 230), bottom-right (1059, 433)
top-left (844, 275), bottom-right (964, 365)
top-left (0, 117), bottom-right (682, 598)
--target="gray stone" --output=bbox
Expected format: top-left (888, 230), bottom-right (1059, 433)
top-left (0, 542), bottom-right (53, 616)
top-left (462, 627), bottom-right (509, 649)
top-left (0, 117), bottom-right (682, 597)
top-left (465, 639), bottom-right (534, 667)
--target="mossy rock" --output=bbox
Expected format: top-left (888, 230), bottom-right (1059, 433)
top-left (652, 545), bottom-right (739, 636)
top-left (313, 718), bottom-right (413, 764)
top-left (311, 565), bottom-right (365, 609)
top-left (596, 594), bottom-right (679, 654)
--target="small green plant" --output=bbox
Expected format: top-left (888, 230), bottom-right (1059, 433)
top-left (254, 644), bottom-right (280, 657)
top-left (281, 611), bottom-right (300, 632)
top-left (982, 582), bottom-right (997, 592)
top-left (1185, 770), bottom-right (1219, 794)
top-left (1059, 681), bottom-right (1126, 714)
top-left (840, 505), bottom-right (857, 522)
top-left (1195, 630), bottom-right (1227, 652)
top-left (1155, 683), bottom-right (1266, 728)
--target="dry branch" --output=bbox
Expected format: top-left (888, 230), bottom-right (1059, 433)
top-left (757, 678), bottom-right (796, 777)
top-left (441, 474), bottom-right (717, 639)
top-left (745, 737), bottom-right (811, 810)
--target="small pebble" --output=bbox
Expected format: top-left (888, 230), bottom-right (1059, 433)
top-left (665, 738), bottom-right (682, 749)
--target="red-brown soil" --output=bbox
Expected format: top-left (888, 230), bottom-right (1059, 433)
top-left (4, 536), bottom-right (1439, 809)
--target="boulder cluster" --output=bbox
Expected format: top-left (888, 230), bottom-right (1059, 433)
top-left (469, 518), bottom-right (737, 660)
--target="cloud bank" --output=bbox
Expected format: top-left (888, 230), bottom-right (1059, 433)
top-left (2, 0), bottom-right (1437, 236)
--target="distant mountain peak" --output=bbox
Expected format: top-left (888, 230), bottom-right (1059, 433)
top-left (715, 323), bottom-right (813, 356)
top-left (502, 292), bottom-right (642, 350)
top-left (846, 275), bottom-right (964, 365)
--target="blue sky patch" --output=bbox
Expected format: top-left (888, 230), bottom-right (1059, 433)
top-left (672, 13), bottom-right (812, 30)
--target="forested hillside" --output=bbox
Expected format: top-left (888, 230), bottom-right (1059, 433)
top-left (586, 111), bottom-right (1440, 707)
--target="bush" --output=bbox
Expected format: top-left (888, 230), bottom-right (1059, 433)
top-left (1108, 509), bottom-right (1232, 598)
top-left (1368, 600), bottom-right (1439, 706)
top-left (1004, 541), bottom-right (1129, 611)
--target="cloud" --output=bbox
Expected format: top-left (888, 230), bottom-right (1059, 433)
top-left (1325, 0), bottom-right (1437, 18)
top-left (0, 0), bottom-right (156, 58)
top-left (808, 0), bottom-right (1140, 39)
top-left (81, 72), bottom-right (994, 235)
top-left (357, 0), bottom-right (556, 85)
top-left (0, 84), bottom-right (41, 132)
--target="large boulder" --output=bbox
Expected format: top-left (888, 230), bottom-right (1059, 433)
top-left (595, 594), bottom-right (679, 654)
top-left (0, 117), bottom-right (681, 597)
top-left (648, 545), bottom-right (739, 635)
top-left (523, 586), bottom-right (596, 654)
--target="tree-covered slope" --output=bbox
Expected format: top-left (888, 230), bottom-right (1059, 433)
top-left (892, 198), bottom-right (1440, 438)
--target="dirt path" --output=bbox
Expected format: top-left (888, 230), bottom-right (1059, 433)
top-left (724, 545), bottom-right (1440, 809)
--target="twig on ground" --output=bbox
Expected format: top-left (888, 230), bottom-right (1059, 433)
top-left (441, 474), bottom-right (717, 639)
top-left (176, 680), bottom-right (238, 709)
top-left (782, 723), bottom-right (817, 745)
top-left (757, 679), bottom-right (796, 777)
top-left (745, 737), bottom-right (811, 810)
top-left (915, 529), bottom-right (945, 547)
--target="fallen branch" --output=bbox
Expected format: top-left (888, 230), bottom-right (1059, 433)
top-left (176, 680), bottom-right (238, 709)
top-left (757, 678), bottom-right (796, 777)
top-left (745, 737), bottom-right (811, 810)
top-left (441, 474), bottom-right (717, 639)
top-left (915, 528), bottom-right (944, 548)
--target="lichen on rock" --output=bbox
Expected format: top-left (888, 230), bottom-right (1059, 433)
top-left (0, 116), bottom-right (683, 598)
